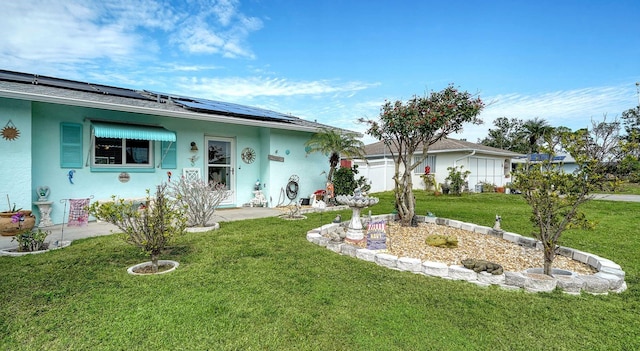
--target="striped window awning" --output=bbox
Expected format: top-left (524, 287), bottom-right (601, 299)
top-left (92, 122), bottom-right (176, 142)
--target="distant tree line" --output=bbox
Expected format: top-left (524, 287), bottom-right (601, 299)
top-left (478, 106), bottom-right (640, 182)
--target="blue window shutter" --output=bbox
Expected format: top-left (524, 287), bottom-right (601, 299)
top-left (161, 140), bottom-right (177, 169)
top-left (60, 123), bottom-right (83, 168)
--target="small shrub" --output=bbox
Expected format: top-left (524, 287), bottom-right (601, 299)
top-left (425, 234), bottom-right (458, 248)
top-left (12, 229), bottom-right (49, 252)
top-left (334, 165), bottom-right (371, 195)
top-left (88, 184), bottom-right (187, 272)
top-left (420, 174), bottom-right (436, 190)
top-left (445, 166), bottom-right (470, 195)
top-left (169, 178), bottom-right (232, 227)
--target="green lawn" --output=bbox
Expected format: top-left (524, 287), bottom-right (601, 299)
top-left (1, 192), bottom-right (639, 350)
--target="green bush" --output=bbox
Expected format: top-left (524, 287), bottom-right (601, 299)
top-left (445, 166), bottom-right (470, 195)
top-left (333, 165), bottom-right (371, 195)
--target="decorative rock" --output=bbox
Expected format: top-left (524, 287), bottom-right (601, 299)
top-left (355, 248), bottom-right (377, 262)
top-left (397, 257), bottom-right (422, 273)
top-left (473, 226), bottom-right (491, 235)
top-left (572, 250), bottom-right (590, 264)
top-left (460, 222), bottom-right (476, 232)
top-left (504, 271), bottom-right (526, 288)
top-left (317, 237), bottom-right (330, 247)
top-left (478, 272), bottom-right (505, 285)
top-left (448, 265), bottom-right (478, 281)
top-left (594, 272), bottom-right (625, 290)
top-left (422, 261), bottom-right (449, 277)
top-left (580, 275), bottom-right (610, 294)
top-left (555, 275), bottom-right (585, 293)
top-left (599, 266), bottom-right (625, 278)
top-left (612, 281), bottom-right (628, 294)
top-left (556, 246), bottom-right (574, 258)
top-left (518, 236), bottom-right (538, 248)
top-left (502, 232), bottom-right (521, 243)
top-left (326, 241), bottom-right (342, 253)
top-left (340, 244), bottom-right (359, 257)
top-left (435, 218), bottom-right (447, 226)
top-left (424, 216), bottom-right (437, 224)
top-left (375, 253), bottom-right (398, 269)
top-left (524, 273), bottom-right (557, 293)
top-left (306, 232), bottom-right (321, 243)
top-left (596, 259), bottom-right (621, 270)
top-left (447, 220), bottom-right (462, 228)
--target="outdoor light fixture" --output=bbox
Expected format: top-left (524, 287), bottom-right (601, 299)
top-left (190, 141), bottom-right (198, 151)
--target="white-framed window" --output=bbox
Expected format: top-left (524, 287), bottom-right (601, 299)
top-left (93, 136), bottom-right (153, 167)
top-left (414, 155), bottom-right (436, 174)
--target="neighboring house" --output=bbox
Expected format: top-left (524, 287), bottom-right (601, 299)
top-left (0, 70), bottom-right (337, 225)
top-left (354, 138), bottom-right (523, 193)
top-left (512, 153), bottom-right (579, 173)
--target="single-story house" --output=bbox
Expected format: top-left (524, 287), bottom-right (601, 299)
top-left (512, 153), bottom-right (579, 174)
top-left (0, 70), bottom-right (337, 225)
top-left (354, 138), bottom-right (523, 193)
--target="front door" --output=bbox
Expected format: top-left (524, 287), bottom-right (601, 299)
top-left (206, 137), bottom-right (235, 204)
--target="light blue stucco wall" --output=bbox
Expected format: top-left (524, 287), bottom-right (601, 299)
top-left (0, 98), bottom-right (32, 212)
top-left (20, 100), bottom-right (328, 224)
top-left (265, 129), bottom-right (327, 206)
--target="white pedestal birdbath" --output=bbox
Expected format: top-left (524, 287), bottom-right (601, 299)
top-left (335, 188), bottom-right (379, 242)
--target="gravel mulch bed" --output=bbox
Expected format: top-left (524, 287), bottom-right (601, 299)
top-left (378, 222), bottom-right (596, 275)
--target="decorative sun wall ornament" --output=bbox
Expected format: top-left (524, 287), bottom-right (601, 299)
top-left (241, 147), bottom-right (256, 164)
top-left (1, 120), bottom-right (20, 141)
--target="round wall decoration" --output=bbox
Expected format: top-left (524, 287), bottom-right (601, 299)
top-left (1, 120), bottom-right (20, 141)
top-left (241, 147), bottom-right (256, 164)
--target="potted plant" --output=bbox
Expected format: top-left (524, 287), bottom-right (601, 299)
top-left (1, 195), bottom-right (36, 236)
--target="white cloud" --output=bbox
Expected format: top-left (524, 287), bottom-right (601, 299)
top-left (457, 84), bottom-right (638, 142)
top-left (0, 0), bottom-right (261, 75)
top-left (175, 76), bottom-right (379, 99)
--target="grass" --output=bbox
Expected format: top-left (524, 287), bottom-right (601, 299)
top-left (1, 192), bottom-right (639, 350)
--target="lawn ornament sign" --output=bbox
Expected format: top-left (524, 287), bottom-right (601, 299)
top-left (366, 220), bottom-right (387, 250)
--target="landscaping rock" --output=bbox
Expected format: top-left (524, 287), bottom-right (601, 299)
top-left (326, 241), bottom-right (342, 253)
top-left (355, 248), bottom-right (376, 262)
top-left (340, 244), bottom-right (359, 257)
top-left (478, 271), bottom-right (505, 285)
top-left (306, 232), bottom-right (321, 243)
top-left (397, 257), bottom-right (422, 273)
top-left (504, 271), bottom-right (526, 287)
top-left (422, 261), bottom-right (449, 277)
top-left (555, 275), bottom-right (585, 293)
top-left (375, 253), bottom-right (398, 269)
top-left (448, 265), bottom-right (478, 281)
top-left (580, 275), bottom-right (610, 294)
top-left (524, 273), bottom-right (557, 293)
top-left (594, 272), bottom-right (625, 290)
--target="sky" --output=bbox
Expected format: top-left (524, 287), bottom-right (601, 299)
top-left (2, 0), bottom-right (639, 144)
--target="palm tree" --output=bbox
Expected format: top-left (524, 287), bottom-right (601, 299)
top-left (305, 127), bottom-right (366, 182)
top-left (523, 117), bottom-right (553, 153)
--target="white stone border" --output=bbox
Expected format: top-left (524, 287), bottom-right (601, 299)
top-left (0, 240), bottom-right (71, 257)
top-left (306, 214), bottom-right (627, 295)
top-left (127, 260), bottom-right (179, 275)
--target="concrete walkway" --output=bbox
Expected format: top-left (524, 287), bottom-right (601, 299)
top-left (0, 207), bottom-right (281, 250)
top-left (591, 194), bottom-right (640, 202)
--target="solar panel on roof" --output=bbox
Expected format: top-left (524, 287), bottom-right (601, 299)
top-left (34, 76), bottom-right (98, 93)
top-left (191, 98), bottom-right (296, 121)
top-left (94, 85), bottom-right (149, 100)
top-left (0, 70), bottom-right (34, 83)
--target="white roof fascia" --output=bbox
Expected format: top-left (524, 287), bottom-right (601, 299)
top-left (0, 88), bottom-right (321, 133)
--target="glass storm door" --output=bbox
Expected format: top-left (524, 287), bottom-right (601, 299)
top-left (206, 137), bottom-right (235, 204)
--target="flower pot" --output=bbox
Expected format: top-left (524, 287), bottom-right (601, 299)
top-left (496, 187), bottom-right (505, 193)
top-left (0, 211), bottom-right (36, 236)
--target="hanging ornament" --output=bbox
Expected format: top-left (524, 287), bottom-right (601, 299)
top-left (1, 120), bottom-right (20, 141)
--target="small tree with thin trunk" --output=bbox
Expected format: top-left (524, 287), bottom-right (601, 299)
top-left (360, 85), bottom-right (484, 226)
top-left (88, 184), bottom-right (187, 272)
top-left (304, 127), bottom-right (366, 183)
top-left (512, 118), bottom-right (620, 275)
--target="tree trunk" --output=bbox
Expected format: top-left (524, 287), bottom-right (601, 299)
top-left (150, 253), bottom-right (159, 273)
top-left (543, 245), bottom-right (555, 276)
top-left (395, 169), bottom-right (415, 226)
